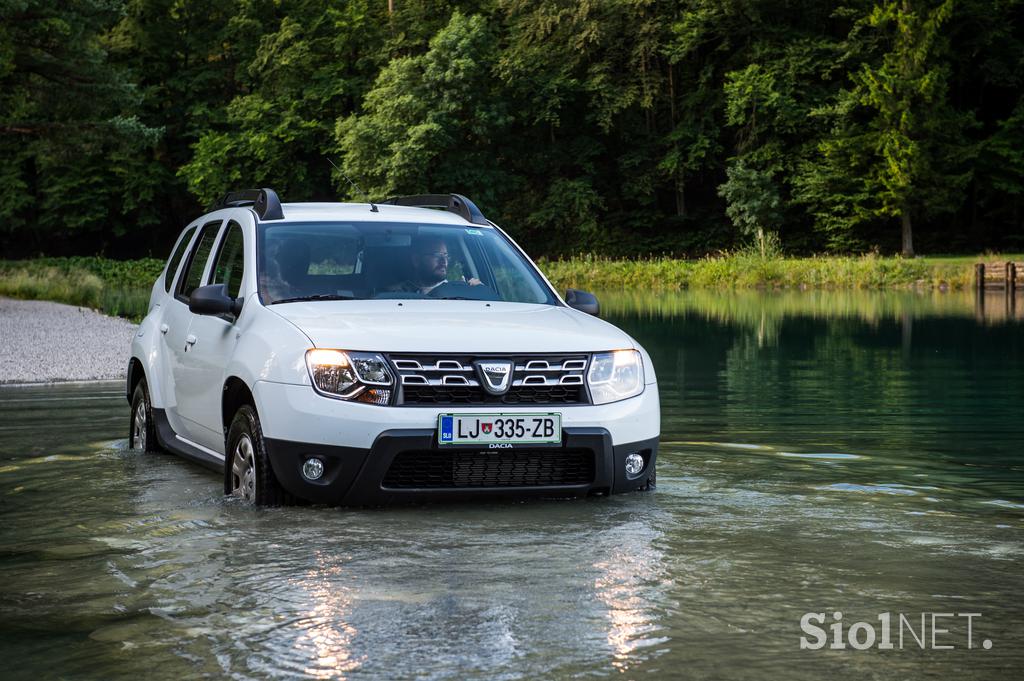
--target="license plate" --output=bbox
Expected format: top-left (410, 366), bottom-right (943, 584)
top-left (437, 413), bottom-right (562, 445)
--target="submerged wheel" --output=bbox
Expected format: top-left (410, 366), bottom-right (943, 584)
top-left (225, 405), bottom-right (293, 506)
top-left (129, 378), bottom-right (160, 452)
top-left (645, 466), bottom-right (657, 490)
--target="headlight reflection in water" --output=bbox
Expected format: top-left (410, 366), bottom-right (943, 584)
top-left (591, 520), bottom-right (671, 671)
top-left (294, 553), bottom-right (364, 679)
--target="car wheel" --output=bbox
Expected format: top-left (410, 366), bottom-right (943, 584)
top-left (129, 379), bottom-right (160, 453)
top-left (225, 404), bottom-right (293, 507)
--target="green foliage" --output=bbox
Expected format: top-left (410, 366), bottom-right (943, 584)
top-left (336, 11), bottom-right (509, 203)
top-left (1, 0), bottom-right (1023, 258)
top-left (0, 0), bottom-right (162, 252)
top-left (794, 0), bottom-right (973, 255)
top-left (20, 256), bottom-right (166, 287)
top-left (180, 0), bottom-right (390, 205)
top-left (0, 267), bottom-right (105, 308)
top-left (718, 158), bottom-right (782, 243)
top-left (539, 251), bottom-right (981, 292)
top-left (0, 257), bottom-right (160, 319)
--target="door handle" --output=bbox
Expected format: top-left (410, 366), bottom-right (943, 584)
top-left (185, 334), bottom-right (197, 351)
top-left (160, 323), bottom-right (169, 334)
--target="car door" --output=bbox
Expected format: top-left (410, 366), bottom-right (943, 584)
top-left (163, 219), bottom-right (223, 444)
top-left (175, 219), bottom-right (249, 453)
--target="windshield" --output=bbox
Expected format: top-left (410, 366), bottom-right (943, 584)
top-left (257, 222), bottom-right (557, 305)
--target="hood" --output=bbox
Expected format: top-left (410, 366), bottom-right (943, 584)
top-left (268, 300), bottom-right (634, 354)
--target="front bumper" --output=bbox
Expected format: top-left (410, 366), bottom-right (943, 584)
top-left (265, 428), bottom-right (659, 505)
top-left (252, 380), bottom-right (661, 448)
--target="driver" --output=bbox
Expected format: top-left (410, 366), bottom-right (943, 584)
top-left (395, 235), bottom-right (481, 294)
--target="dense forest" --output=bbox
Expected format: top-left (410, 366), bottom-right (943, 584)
top-left (1, 0), bottom-right (1022, 259)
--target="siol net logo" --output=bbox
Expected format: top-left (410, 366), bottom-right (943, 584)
top-left (800, 611), bottom-right (992, 651)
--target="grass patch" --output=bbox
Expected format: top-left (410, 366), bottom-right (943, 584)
top-left (0, 257), bottom-right (163, 320)
top-left (537, 252), bottom-right (1022, 292)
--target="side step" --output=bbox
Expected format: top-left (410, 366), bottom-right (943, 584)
top-left (151, 408), bottom-right (224, 472)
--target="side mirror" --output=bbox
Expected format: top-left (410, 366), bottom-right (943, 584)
top-left (189, 284), bottom-right (243, 317)
top-left (565, 288), bottom-right (600, 316)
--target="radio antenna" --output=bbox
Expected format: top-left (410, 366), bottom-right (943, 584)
top-left (328, 157), bottom-right (378, 212)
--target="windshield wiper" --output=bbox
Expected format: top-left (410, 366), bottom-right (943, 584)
top-left (271, 294), bottom-right (356, 304)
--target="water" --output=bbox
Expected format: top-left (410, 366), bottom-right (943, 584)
top-left (1, 290), bottom-right (1022, 679)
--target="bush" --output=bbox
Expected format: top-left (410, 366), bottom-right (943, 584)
top-left (0, 267), bottom-right (104, 308)
top-left (539, 253), bottom-right (985, 292)
top-left (0, 257), bottom-right (159, 320)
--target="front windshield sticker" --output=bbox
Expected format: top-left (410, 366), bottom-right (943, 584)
top-left (465, 229), bottom-right (483, 235)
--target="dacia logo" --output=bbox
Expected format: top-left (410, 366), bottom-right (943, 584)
top-left (488, 443), bottom-right (513, 449)
top-left (475, 360), bottom-right (514, 396)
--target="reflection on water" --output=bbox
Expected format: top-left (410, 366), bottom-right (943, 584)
top-left (298, 555), bottom-right (362, 678)
top-left (1, 291), bottom-right (1022, 679)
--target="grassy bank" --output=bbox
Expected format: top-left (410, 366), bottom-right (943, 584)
top-left (539, 253), bottom-right (1021, 292)
top-left (0, 257), bottom-right (164, 320)
top-left (1, 253), bottom-right (1018, 320)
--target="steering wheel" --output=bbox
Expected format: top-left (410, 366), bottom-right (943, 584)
top-left (426, 280), bottom-right (496, 300)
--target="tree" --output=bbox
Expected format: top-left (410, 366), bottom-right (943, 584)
top-left (180, 0), bottom-right (389, 205)
top-left (108, 0), bottom-right (263, 231)
top-left (336, 11), bottom-right (513, 206)
top-left (799, 0), bottom-right (971, 256)
top-left (0, 0), bottom-right (159, 253)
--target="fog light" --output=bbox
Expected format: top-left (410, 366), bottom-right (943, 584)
top-left (302, 457), bottom-right (324, 481)
top-left (624, 452), bottom-right (645, 477)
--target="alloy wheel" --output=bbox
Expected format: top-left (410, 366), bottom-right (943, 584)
top-left (132, 401), bottom-right (147, 451)
top-left (231, 434), bottom-right (257, 502)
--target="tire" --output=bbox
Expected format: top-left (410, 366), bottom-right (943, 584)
top-left (644, 466), bottom-right (657, 491)
top-left (225, 404), bottom-right (294, 507)
top-left (129, 379), bottom-right (160, 453)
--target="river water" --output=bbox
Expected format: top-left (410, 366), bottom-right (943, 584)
top-left (1, 290), bottom-right (1022, 680)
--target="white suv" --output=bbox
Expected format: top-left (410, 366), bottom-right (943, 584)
top-left (127, 189), bottom-right (660, 505)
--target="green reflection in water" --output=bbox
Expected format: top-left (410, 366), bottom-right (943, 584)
top-left (602, 289), bottom-right (1024, 501)
top-left (599, 288), bottom-right (986, 324)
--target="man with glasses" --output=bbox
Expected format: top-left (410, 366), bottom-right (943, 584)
top-left (394, 235), bottom-right (481, 295)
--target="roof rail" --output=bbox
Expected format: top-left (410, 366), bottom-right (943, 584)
top-left (214, 188), bottom-right (284, 220)
top-left (382, 193), bottom-right (489, 226)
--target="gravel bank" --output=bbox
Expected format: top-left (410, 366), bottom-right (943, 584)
top-left (0, 297), bottom-right (138, 384)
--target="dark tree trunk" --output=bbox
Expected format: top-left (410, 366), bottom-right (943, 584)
top-left (901, 211), bottom-right (915, 257)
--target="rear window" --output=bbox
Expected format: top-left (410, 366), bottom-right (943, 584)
top-left (208, 221), bottom-right (245, 298)
top-left (177, 221), bottom-right (222, 301)
top-left (163, 227), bottom-right (195, 292)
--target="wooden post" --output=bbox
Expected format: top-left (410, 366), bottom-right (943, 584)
top-left (1009, 262), bottom-right (1017, 319)
top-left (975, 263), bottom-right (985, 320)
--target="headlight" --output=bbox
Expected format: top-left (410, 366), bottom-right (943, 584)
top-left (587, 350), bottom-right (644, 404)
top-left (305, 349), bottom-right (394, 405)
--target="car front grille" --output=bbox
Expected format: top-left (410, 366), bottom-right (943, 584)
top-left (381, 449), bottom-right (595, 489)
top-left (388, 354), bottom-right (590, 406)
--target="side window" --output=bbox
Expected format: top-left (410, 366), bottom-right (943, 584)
top-left (478, 236), bottom-right (548, 303)
top-left (163, 227), bottom-right (196, 292)
top-left (209, 221), bottom-right (245, 298)
top-left (177, 220), bottom-right (222, 302)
